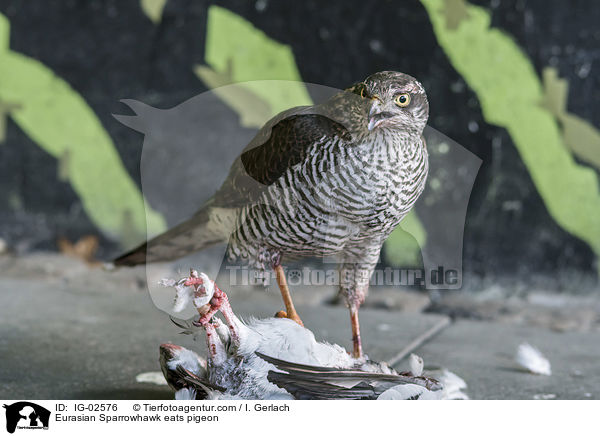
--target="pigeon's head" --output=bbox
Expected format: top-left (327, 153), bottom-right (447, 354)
top-left (356, 71), bottom-right (429, 135)
top-left (160, 343), bottom-right (185, 363)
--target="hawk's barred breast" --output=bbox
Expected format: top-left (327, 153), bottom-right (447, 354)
top-left (228, 121), bottom-right (429, 267)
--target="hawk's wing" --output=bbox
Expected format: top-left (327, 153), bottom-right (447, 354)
top-left (257, 352), bottom-right (442, 400)
top-left (212, 108), bottom-right (352, 208)
top-left (113, 96), bottom-right (357, 266)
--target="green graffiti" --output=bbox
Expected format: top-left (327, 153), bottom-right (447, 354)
top-left (0, 13), bottom-right (166, 246)
top-left (140, 0), bottom-right (167, 24)
top-left (385, 210), bottom-right (426, 267)
top-left (199, 5), bottom-right (312, 122)
top-left (541, 68), bottom-right (600, 171)
top-left (441, 0), bottom-right (470, 30)
top-left (57, 149), bottom-right (70, 182)
top-left (561, 114), bottom-right (600, 171)
top-left (421, 0), bottom-right (600, 266)
top-left (194, 62), bottom-right (272, 129)
top-left (540, 67), bottom-right (568, 119)
top-left (0, 99), bottom-right (21, 143)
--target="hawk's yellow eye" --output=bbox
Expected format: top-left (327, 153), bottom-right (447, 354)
top-left (394, 93), bottom-right (411, 107)
top-left (360, 86), bottom-right (367, 98)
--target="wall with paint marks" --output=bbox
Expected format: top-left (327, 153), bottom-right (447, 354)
top-left (0, 0), bottom-right (597, 290)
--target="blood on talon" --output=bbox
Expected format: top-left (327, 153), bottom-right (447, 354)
top-left (184, 277), bottom-right (204, 287)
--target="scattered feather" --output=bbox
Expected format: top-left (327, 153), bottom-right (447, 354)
top-left (409, 353), bottom-right (424, 377)
top-left (136, 371), bottom-right (168, 385)
top-left (533, 393), bottom-right (556, 400)
top-left (428, 368), bottom-right (469, 400)
top-left (158, 278), bottom-right (177, 287)
top-left (515, 343), bottom-right (552, 376)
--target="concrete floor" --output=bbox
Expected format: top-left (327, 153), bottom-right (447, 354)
top-left (0, 253), bottom-right (598, 399)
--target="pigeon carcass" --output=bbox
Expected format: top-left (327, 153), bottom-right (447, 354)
top-left (158, 269), bottom-right (444, 400)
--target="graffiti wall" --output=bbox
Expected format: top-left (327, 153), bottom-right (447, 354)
top-left (0, 0), bottom-right (598, 288)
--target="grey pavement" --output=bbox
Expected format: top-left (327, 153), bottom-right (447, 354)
top-left (0, 253), bottom-right (598, 399)
top-left (418, 321), bottom-right (599, 399)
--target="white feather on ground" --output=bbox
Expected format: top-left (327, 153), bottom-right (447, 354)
top-left (431, 369), bottom-right (469, 400)
top-left (135, 371), bottom-right (168, 385)
top-left (515, 343), bottom-right (552, 376)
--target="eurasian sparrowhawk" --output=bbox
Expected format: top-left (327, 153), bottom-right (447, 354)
top-left (115, 71), bottom-right (429, 357)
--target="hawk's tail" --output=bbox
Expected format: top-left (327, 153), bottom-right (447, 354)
top-left (112, 207), bottom-right (230, 267)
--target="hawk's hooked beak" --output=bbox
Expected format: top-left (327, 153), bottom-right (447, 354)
top-left (368, 100), bottom-right (394, 131)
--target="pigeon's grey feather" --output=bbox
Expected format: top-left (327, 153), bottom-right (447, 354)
top-left (258, 352), bottom-right (442, 400)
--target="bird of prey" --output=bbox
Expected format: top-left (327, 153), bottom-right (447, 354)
top-left (158, 270), bottom-right (442, 400)
top-left (114, 71), bottom-right (429, 358)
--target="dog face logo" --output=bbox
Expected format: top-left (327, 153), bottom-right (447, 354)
top-left (3, 402), bottom-right (50, 433)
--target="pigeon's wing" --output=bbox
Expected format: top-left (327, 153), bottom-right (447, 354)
top-left (257, 352), bottom-right (442, 400)
top-left (212, 110), bottom-right (352, 208)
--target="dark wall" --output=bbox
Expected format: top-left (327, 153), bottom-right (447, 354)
top-left (0, 0), bottom-right (597, 288)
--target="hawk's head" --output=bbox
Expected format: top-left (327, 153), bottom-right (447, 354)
top-left (349, 71), bottom-right (429, 136)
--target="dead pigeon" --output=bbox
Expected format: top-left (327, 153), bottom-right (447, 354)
top-left (158, 269), bottom-right (443, 400)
